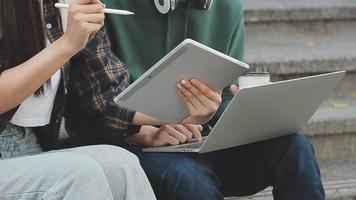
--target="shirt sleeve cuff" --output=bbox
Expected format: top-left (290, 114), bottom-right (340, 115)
top-left (120, 109), bottom-right (141, 136)
top-left (127, 124), bottom-right (142, 135)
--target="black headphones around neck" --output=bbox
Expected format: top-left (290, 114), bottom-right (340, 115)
top-left (154, 0), bottom-right (214, 14)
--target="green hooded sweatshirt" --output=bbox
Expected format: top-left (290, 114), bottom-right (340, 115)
top-left (105, 0), bottom-right (245, 125)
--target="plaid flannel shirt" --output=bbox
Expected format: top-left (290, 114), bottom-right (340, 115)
top-left (0, 1), bottom-right (139, 149)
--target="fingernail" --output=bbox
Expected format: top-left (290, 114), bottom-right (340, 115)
top-left (101, 3), bottom-right (106, 8)
top-left (177, 84), bottom-right (182, 89)
top-left (181, 80), bottom-right (187, 85)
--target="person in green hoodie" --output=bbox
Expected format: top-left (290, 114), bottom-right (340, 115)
top-left (66, 0), bottom-right (325, 199)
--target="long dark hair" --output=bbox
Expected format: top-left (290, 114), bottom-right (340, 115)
top-left (0, 0), bottom-right (49, 96)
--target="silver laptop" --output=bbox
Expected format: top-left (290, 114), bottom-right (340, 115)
top-left (142, 71), bottom-right (346, 153)
top-left (114, 39), bottom-right (249, 123)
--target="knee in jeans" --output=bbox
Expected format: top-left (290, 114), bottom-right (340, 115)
top-left (280, 133), bottom-right (319, 176)
top-left (58, 153), bottom-right (107, 182)
top-left (80, 145), bottom-right (142, 177)
top-left (286, 133), bottom-right (315, 157)
top-left (163, 159), bottom-right (218, 189)
top-left (94, 145), bottom-right (139, 165)
top-left (273, 134), bottom-right (323, 194)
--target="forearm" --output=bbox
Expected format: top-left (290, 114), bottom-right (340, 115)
top-left (0, 37), bottom-right (73, 114)
top-left (132, 112), bottom-right (166, 126)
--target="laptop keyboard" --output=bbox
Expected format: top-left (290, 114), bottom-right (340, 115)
top-left (173, 137), bottom-right (207, 149)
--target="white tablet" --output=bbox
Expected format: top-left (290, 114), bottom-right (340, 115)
top-left (114, 39), bottom-right (249, 123)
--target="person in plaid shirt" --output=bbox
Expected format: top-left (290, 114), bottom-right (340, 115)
top-left (0, 0), bottom-right (159, 199)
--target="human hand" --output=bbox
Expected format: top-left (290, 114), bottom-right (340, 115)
top-left (230, 84), bottom-right (239, 96)
top-left (168, 124), bottom-right (203, 143)
top-left (177, 79), bottom-right (222, 124)
top-left (60, 0), bottom-right (105, 54)
top-left (124, 124), bottom-right (203, 147)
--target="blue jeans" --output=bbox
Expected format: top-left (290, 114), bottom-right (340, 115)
top-left (123, 133), bottom-right (324, 200)
top-left (0, 123), bottom-right (156, 200)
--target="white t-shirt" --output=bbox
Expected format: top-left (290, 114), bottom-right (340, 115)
top-left (10, 70), bottom-right (61, 127)
top-left (10, 0), bottom-right (68, 127)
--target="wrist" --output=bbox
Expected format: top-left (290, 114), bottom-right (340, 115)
top-left (57, 35), bottom-right (78, 57)
top-left (139, 126), bottom-right (158, 146)
top-left (133, 112), bottom-right (165, 126)
top-left (123, 126), bottom-right (157, 147)
top-left (181, 116), bottom-right (193, 124)
top-left (125, 133), bottom-right (151, 147)
top-left (140, 132), bottom-right (154, 147)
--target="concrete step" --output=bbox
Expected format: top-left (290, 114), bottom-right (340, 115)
top-left (304, 98), bottom-right (356, 136)
top-left (245, 20), bottom-right (356, 75)
top-left (226, 180), bottom-right (356, 200)
top-left (309, 132), bottom-right (356, 162)
top-left (225, 160), bottom-right (356, 200)
top-left (304, 98), bottom-right (356, 161)
top-left (243, 0), bottom-right (356, 23)
top-left (272, 72), bottom-right (356, 100)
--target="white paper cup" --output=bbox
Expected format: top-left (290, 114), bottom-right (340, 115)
top-left (238, 72), bottom-right (271, 89)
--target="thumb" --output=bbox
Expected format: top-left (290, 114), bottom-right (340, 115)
top-left (198, 125), bottom-right (203, 132)
top-left (230, 84), bottom-right (239, 96)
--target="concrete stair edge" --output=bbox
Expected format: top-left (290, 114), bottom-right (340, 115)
top-left (225, 179), bottom-right (356, 200)
top-left (242, 0), bottom-right (356, 23)
top-left (245, 20), bottom-right (356, 76)
top-left (303, 98), bottom-right (356, 136)
top-left (244, 7), bottom-right (356, 23)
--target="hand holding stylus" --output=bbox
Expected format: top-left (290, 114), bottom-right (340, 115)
top-left (60, 0), bottom-right (105, 54)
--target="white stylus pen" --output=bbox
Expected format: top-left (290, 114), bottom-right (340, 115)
top-left (54, 3), bottom-right (134, 15)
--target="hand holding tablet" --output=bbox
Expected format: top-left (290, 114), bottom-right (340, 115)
top-left (177, 79), bottom-right (222, 125)
top-left (114, 39), bottom-right (249, 123)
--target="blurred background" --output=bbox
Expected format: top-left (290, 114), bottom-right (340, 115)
top-left (230, 0), bottom-right (356, 199)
